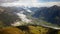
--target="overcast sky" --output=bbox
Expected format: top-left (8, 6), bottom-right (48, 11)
top-left (0, 0), bottom-right (60, 7)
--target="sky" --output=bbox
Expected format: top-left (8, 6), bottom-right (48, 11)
top-left (38, 0), bottom-right (60, 2)
top-left (0, 0), bottom-right (60, 7)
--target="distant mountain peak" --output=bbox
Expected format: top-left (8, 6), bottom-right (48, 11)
top-left (51, 5), bottom-right (59, 8)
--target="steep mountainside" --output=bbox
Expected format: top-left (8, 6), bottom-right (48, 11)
top-left (33, 5), bottom-right (60, 25)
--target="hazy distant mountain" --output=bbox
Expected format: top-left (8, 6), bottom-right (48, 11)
top-left (0, 5), bottom-right (60, 26)
top-left (33, 5), bottom-right (60, 25)
top-left (0, 6), bottom-right (32, 26)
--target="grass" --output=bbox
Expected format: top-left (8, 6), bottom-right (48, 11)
top-left (0, 27), bottom-right (24, 34)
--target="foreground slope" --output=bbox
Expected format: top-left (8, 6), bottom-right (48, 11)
top-left (0, 26), bottom-right (60, 34)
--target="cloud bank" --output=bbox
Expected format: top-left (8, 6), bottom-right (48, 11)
top-left (0, 0), bottom-right (18, 3)
top-left (0, 0), bottom-right (60, 7)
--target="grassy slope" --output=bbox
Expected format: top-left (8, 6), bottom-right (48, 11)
top-left (0, 26), bottom-right (60, 34)
top-left (0, 27), bottom-right (24, 34)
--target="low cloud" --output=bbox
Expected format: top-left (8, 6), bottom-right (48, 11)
top-left (0, 0), bottom-right (60, 7)
top-left (0, 0), bottom-right (18, 3)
